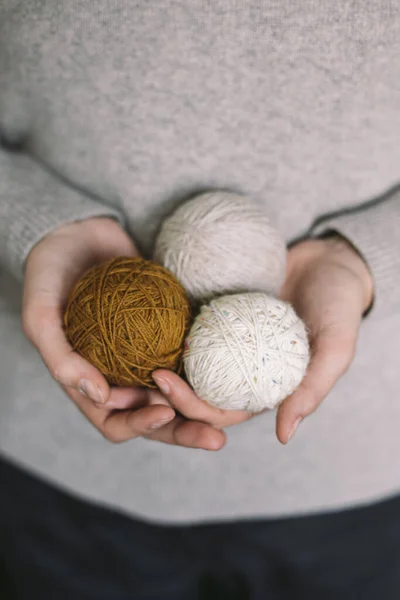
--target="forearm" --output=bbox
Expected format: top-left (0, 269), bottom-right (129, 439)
top-left (0, 145), bottom-right (124, 280)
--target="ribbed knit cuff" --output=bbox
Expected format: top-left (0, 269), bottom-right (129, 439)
top-left (7, 196), bottom-right (124, 281)
top-left (0, 149), bottom-right (125, 281)
top-left (309, 192), bottom-right (400, 317)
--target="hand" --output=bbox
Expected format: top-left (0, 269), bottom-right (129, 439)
top-left (276, 234), bottom-right (374, 444)
top-left (22, 217), bottom-right (224, 450)
top-left (150, 370), bottom-right (252, 433)
top-left (152, 235), bottom-right (373, 448)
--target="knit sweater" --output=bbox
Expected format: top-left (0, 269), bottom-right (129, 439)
top-left (1, 0), bottom-right (400, 523)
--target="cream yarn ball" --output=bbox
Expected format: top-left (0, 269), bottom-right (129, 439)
top-left (154, 191), bottom-right (287, 303)
top-left (184, 293), bottom-right (309, 412)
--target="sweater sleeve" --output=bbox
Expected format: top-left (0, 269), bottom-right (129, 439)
top-left (0, 145), bottom-right (125, 281)
top-left (309, 186), bottom-right (400, 316)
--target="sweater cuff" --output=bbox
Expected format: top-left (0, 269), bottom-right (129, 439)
top-left (8, 196), bottom-right (124, 281)
top-left (309, 192), bottom-right (400, 316)
top-left (0, 150), bottom-right (125, 281)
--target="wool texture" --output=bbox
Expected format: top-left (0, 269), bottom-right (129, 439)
top-left (184, 293), bottom-right (309, 412)
top-left (64, 257), bottom-right (191, 386)
top-left (154, 191), bottom-right (287, 303)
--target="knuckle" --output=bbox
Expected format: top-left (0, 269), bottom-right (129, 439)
top-left (302, 401), bottom-right (318, 417)
top-left (299, 389), bottom-right (320, 416)
top-left (48, 362), bottom-right (66, 383)
top-left (327, 347), bottom-right (354, 379)
top-left (22, 307), bottom-right (59, 345)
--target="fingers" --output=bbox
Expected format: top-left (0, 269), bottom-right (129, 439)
top-left (103, 406), bottom-right (175, 443)
top-left (65, 386), bottom-right (176, 443)
top-left (23, 300), bottom-right (111, 404)
top-left (103, 383), bottom-right (226, 449)
top-left (152, 370), bottom-right (250, 428)
top-left (276, 327), bottom-right (357, 444)
top-left (66, 385), bottom-right (224, 449)
top-left (102, 387), bottom-right (157, 410)
top-left (146, 416), bottom-right (227, 451)
top-left (103, 387), bottom-right (173, 410)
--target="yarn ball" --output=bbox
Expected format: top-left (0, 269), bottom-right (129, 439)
top-left (64, 257), bottom-right (191, 387)
top-left (154, 191), bottom-right (287, 303)
top-left (184, 293), bottom-right (309, 412)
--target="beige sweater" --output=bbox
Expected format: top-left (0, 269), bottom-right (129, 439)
top-left (1, 0), bottom-right (400, 523)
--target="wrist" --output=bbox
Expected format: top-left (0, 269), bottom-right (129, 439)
top-left (320, 233), bottom-right (374, 314)
top-left (47, 216), bottom-right (121, 240)
top-left (285, 234), bottom-right (374, 314)
top-left (27, 217), bottom-right (138, 270)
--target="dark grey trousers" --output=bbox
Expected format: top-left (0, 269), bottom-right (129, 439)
top-left (1, 457), bottom-right (400, 600)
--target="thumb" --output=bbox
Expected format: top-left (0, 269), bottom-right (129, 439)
top-left (276, 327), bottom-right (358, 444)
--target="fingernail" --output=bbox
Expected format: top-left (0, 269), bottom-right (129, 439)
top-left (288, 417), bottom-right (302, 442)
top-left (79, 379), bottom-right (105, 404)
top-left (150, 417), bottom-right (174, 430)
top-left (152, 376), bottom-right (170, 396)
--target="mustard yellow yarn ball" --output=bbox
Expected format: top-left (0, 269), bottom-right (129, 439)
top-left (64, 257), bottom-right (192, 386)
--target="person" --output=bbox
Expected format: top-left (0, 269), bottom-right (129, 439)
top-left (1, 1), bottom-right (399, 598)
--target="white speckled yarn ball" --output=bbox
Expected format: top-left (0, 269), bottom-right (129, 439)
top-left (184, 293), bottom-right (309, 412)
top-left (154, 192), bottom-right (287, 303)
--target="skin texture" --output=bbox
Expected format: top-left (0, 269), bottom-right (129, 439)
top-left (23, 218), bottom-right (374, 449)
